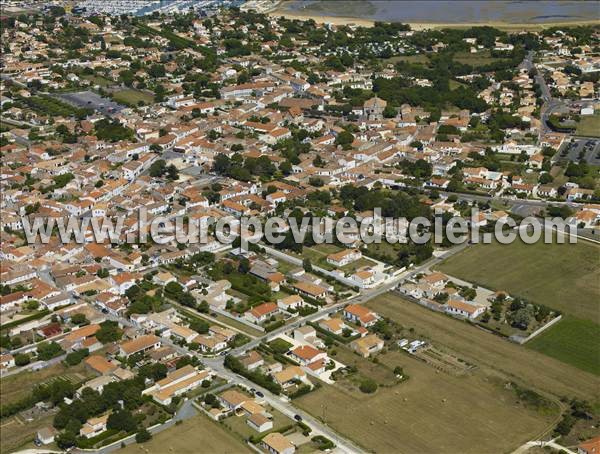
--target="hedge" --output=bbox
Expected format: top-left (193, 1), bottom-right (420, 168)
top-left (0, 309), bottom-right (50, 332)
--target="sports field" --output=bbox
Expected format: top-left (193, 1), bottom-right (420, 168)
top-left (119, 414), bottom-right (250, 454)
top-left (576, 114), bottom-right (600, 138)
top-left (296, 349), bottom-right (555, 453)
top-left (112, 89), bottom-right (154, 107)
top-left (436, 239), bottom-right (600, 322)
top-left (527, 316), bottom-right (600, 375)
top-left (366, 293), bottom-right (599, 401)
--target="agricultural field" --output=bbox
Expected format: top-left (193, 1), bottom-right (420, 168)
top-left (527, 316), bottom-right (600, 375)
top-left (111, 89), bottom-right (154, 107)
top-left (366, 293), bottom-right (599, 401)
top-left (436, 238), bottom-right (600, 322)
top-left (0, 361), bottom-right (90, 406)
top-left (119, 414), bottom-right (251, 454)
top-left (576, 114), bottom-right (600, 138)
top-left (296, 347), bottom-right (556, 454)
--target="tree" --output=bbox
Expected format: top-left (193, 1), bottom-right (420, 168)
top-left (335, 131), bottom-right (354, 148)
top-left (136, 428), bottom-right (152, 443)
top-left (383, 104), bottom-right (397, 118)
top-left (511, 308), bottom-right (531, 329)
top-left (190, 319), bottom-right (209, 335)
top-left (238, 258), bottom-right (250, 273)
top-left (96, 320), bottom-right (123, 344)
top-left (166, 164), bottom-right (179, 180)
top-left (25, 300), bottom-right (40, 311)
top-left (302, 258), bottom-right (312, 272)
top-left (359, 378), bottom-right (378, 394)
top-left (65, 349), bottom-right (89, 366)
top-left (56, 431), bottom-right (77, 449)
top-left (37, 342), bottom-right (64, 360)
top-left (108, 409), bottom-right (137, 433)
top-left (149, 160), bottom-right (167, 178)
top-left (14, 353), bottom-right (30, 366)
top-left (539, 173), bottom-right (553, 184)
top-left (71, 313), bottom-right (89, 326)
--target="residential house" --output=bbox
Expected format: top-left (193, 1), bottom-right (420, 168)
top-left (351, 334), bottom-right (384, 357)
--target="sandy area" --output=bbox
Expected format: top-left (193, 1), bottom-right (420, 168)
top-left (268, 8), bottom-right (600, 31)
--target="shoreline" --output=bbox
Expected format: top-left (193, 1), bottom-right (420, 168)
top-left (267, 8), bottom-right (600, 31)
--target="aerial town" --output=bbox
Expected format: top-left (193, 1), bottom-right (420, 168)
top-left (0, 1), bottom-right (599, 454)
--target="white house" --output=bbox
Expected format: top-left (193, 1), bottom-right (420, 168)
top-left (445, 300), bottom-right (486, 319)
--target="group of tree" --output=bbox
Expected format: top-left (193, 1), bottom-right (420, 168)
top-left (148, 159), bottom-right (179, 180)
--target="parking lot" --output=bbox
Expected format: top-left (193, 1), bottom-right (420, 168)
top-left (556, 138), bottom-right (600, 165)
top-left (56, 90), bottom-right (125, 116)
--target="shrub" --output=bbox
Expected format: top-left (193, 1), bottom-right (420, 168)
top-left (359, 378), bottom-right (378, 394)
top-left (135, 429), bottom-right (151, 443)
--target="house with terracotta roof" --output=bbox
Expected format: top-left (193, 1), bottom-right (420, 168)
top-left (326, 248), bottom-right (362, 267)
top-left (351, 334), bottom-right (384, 358)
top-left (272, 365), bottom-right (306, 388)
top-left (318, 317), bottom-right (346, 335)
top-left (142, 365), bottom-right (211, 405)
top-left (445, 300), bottom-right (485, 319)
top-left (291, 281), bottom-right (327, 300)
top-left (84, 355), bottom-right (119, 375)
top-left (118, 334), bottom-right (161, 358)
top-left (80, 414), bottom-right (109, 439)
top-left (343, 304), bottom-right (378, 327)
top-left (260, 432), bottom-right (295, 454)
top-left (218, 389), bottom-right (250, 411)
top-left (289, 345), bottom-right (327, 367)
top-left (578, 436), bottom-right (600, 454)
top-left (277, 294), bottom-right (304, 312)
top-left (245, 302), bottom-right (279, 324)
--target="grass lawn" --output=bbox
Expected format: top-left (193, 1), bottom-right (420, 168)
top-left (328, 344), bottom-right (399, 392)
top-left (119, 414), bottom-right (251, 454)
top-left (0, 361), bottom-right (90, 406)
top-left (386, 54), bottom-right (430, 65)
top-left (527, 316), bottom-right (600, 375)
top-left (453, 50), bottom-right (509, 67)
top-left (436, 239), bottom-right (600, 322)
top-left (339, 257), bottom-right (377, 274)
top-left (576, 114), bottom-right (600, 138)
top-left (222, 407), bottom-right (292, 441)
top-left (296, 347), bottom-right (555, 454)
top-left (111, 89), bottom-right (154, 107)
top-left (366, 293), bottom-right (599, 401)
top-left (83, 74), bottom-right (113, 87)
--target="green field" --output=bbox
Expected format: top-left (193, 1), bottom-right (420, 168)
top-left (453, 50), bottom-right (511, 67)
top-left (436, 239), bottom-right (600, 322)
top-left (83, 74), bottom-right (113, 87)
top-left (436, 239), bottom-right (600, 374)
top-left (527, 316), bottom-right (600, 375)
top-left (111, 89), bottom-right (154, 107)
top-left (576, 114), bottom-right (600, 138)
top-left (119, 414), bottom-right (250, 454)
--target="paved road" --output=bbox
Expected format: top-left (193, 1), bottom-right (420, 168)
top-left (512, 439), bottom-right (577, 454)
